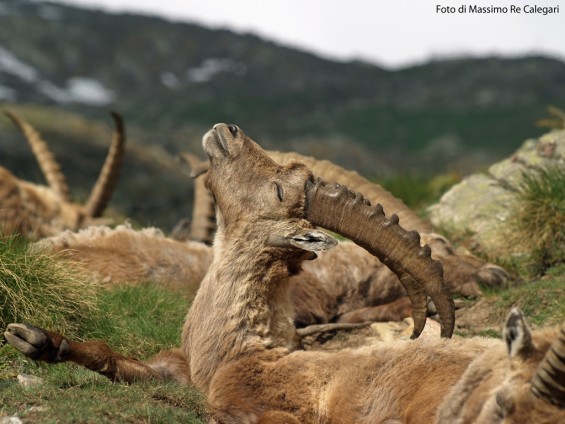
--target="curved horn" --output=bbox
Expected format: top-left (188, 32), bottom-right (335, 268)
top-left (305, 180), bottom-right (455, 338)
top-left (179, 153), bottom-right (209, 178)
top-left (4, 111), bottom-right (71, 200)
top-left (181, 149), bottom-right (431, 242)
top-left (179, 153), bottom-right (216, 244)
top-left (84, 112), bottom-right (126, 217)
top-left (531, 325), bottom-right (565, 408)
top-left (270, 151), bottom-right (431, 233)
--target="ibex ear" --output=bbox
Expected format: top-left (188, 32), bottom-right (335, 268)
top-left (503, 308), bottom-right (534, 360)
top-left (268, 229), bottom-right (337, 252)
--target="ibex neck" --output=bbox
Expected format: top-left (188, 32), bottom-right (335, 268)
top-left (183, 238), bottom-right (298, 393)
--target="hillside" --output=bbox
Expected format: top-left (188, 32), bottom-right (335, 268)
top-left (1, 0), bottom-right (564, 227)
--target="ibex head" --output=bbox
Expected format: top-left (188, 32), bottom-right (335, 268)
top-left (447, 308), bottom-right (565, 423)
top-left (203, 123), bottom-right (335, 258)
top-left (496, 309), bottom-right (564, 422)
top-left (1, 111), bottom-right (125, 239)
top-left (202, 124), bottom-right (455, 338)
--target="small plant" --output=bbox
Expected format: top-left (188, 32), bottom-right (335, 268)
top-left (536, 105), bottom-right (565, 129)
top-left (497, 165), bottom-right (564, 276)
top-left (0, 235), bottom-right (99, 339)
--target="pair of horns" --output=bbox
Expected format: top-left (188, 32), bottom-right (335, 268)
top-left (5, 111), bottom-right (125, 217)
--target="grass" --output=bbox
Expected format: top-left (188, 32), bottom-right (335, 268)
top-left (0, 283), bottom-right (204, 422)
top-left (0, 373), bottom-right (204, 423)
top-left (0, 237), bottom-right (205, 422)
top-left (495, 165), bottom-right (565, 276)
top-left (0, 235), bottom-right (98, 338)
top-left (378, 172), bottom-right (461, 212)
top-left (489, 266), bottom-right (565, 327)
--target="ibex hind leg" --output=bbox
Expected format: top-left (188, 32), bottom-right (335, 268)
top-left (4, 323), bottom-right (190, 384)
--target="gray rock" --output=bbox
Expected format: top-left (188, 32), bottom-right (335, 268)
top-left (428, 128), bottom-right (564, 258)
top-left (0, 417), bottom-right (23, 424)
top-left (17, 373), bottom-right (44, 389)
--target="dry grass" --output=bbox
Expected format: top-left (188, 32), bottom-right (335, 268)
top-left (0, 235), bottom-right (100, 339)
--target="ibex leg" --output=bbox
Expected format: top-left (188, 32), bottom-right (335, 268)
top-left (4, 323), bottom-right (190, 384)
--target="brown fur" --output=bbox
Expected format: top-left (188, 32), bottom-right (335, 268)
top-left (436, 321), bottom-right (564, 423)
top-left (34, 224), bottom-right (212, 292)
top-left (0, 167), bottom-right (88, 238)
top-left (35, 227), bottom-right (410, 325)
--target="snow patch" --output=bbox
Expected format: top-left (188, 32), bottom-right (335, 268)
top-left (0, 3), bottom-right (10, 16)
top-left (38, 78), bottom-right (114, 106)
top-left (0, 46), bottom-right (38, 83)
top-left (67, 77), bottom-right (115, 106)
top-left (0, 85), bottom-right (16, 101)
top-left (160, 72), bottom-right (179, 88)
top-left (186, 58), bottom-right (246, 83)
top-left (37, 5), bottom-right (63, 21)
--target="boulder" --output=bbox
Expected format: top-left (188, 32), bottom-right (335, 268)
top-left (427, 128), bottom-right (564, 258)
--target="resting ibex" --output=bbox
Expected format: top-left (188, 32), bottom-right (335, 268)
top-left (34, 224), bottom-right (412, 326)
top-left (5, 125), bottom-right (563, 423)
top-left (0, 111), bottom-right (125, 239)
top-left (180, 150), bottom-right (510, 299)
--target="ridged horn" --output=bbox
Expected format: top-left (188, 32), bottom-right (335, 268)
top-left (531, 325), bottom-right (565, 408)
top-left (84, 112), bottom-right (126, 217)
top-left (4, 111), bottom-right (71, 200)
top-left (305, 180), bottom-right (455, 339)
top-left (179, 153), bottom-right (209, 178)
top-left (269, 151), bottom-right (431, 233)
top-left (181, 149), bottom-right (432, 242)
top-left (179, 153), bottom-right (217, 244)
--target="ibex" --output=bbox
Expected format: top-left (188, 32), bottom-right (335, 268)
top-left (0, 111), bottom-right (125, 239)
top-left (5, 124), bottom-right (563, 422)
top-left (179, 150), bottom-right (510, 299)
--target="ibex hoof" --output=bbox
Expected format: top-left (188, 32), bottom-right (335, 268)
top-left (4, 323), bottom-right (69, 362)
top-left (475, 265), bottom-right (513, 289)
top-left (4, 323), bottom-right (48, 358)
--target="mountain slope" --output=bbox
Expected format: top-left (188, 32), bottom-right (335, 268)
top-left (1, 0), bottom-right (564, 226)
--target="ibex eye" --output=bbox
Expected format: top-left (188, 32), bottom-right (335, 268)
top-left (274, 182), bottom-right (284, 202)
top-left (227, 124), bottom-right (238, 136)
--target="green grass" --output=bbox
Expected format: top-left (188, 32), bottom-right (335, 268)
top-left (488, 267), bottom-right (565, 328)
top-left (1, 283), bottom-right (204, 423)
top-left (378, 172), bottom-right (461, 212)
top-left (0, 235), bottom-right (99, 338)
top-left (0, 237), bottom-right (204, 422)
top-left (79, 284), bottom-right (189, 357)
top-left (495, 165), bottom-right (565, 276)
top-left (0, 373), bottom-right (204, 423)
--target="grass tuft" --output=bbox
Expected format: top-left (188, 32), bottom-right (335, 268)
top-left (0, 235), bottom-right (99, 339)
top-left (496, 165), bottom-right (564, 276)
top-left (488, 271), bottom-right (565, 327)
top-left (82, 284), bottom-right (189, 357)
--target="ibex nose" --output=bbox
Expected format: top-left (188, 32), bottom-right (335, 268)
top-left (212, 124), bottom-right (238, 137)
top-left (227, 124), bottom-right (238, 136)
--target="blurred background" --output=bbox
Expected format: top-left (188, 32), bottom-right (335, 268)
top-left (1, 0), bottom-right (564, 228)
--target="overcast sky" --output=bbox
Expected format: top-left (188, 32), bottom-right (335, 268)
top-left (43, 0), bottom-right (564, 68)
